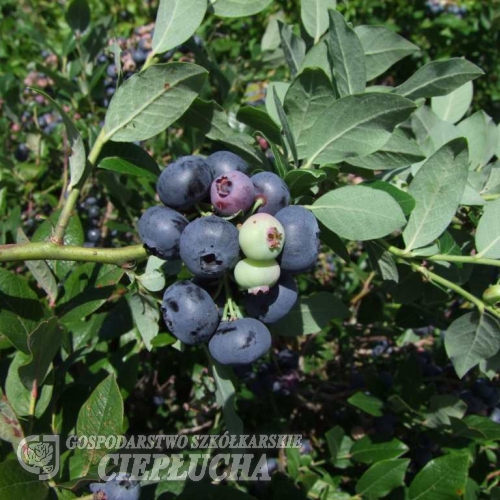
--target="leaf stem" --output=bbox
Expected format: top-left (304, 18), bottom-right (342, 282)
top-left (50, 128), bottom-right (107, 245)
top-left (382, 242), bottom-right (500, 268)
top-left (0, 242), bottom-right (147, 265)
top-left (411, 263), bottom-right (495, 317)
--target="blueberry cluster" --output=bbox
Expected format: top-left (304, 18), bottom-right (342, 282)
top-left (80, 196), bottom-right (102, 247)
top-left (138, 151), bottom-right (320, 365)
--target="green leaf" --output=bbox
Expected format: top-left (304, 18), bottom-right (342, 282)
top-left (210, 0), bottom-right (272, 17)
top-left (351, 437), bottom-right (409, 464)
top-left (408, 453), bottom-right (469, 500)
top-left (327, 10), bottom-right (366, 96)
top-left (278, 22), bottom-right (306, 78)
top-left (423, 395), bottom-right (467, 428)
top-left (431, 81), bottom-right (473, 124)
top-left (452, 415), bottom-right (500, 442)
top-left (58, 263), bottom-right (118, 323)
top-left (284, 68), bottom-right (336, 159)
top-left (0, 398), bottom-right (24, 446)
top-left (152, 0), bottom-right (207, 56)
top-left (127, 291), bottom-right (159, 350)
top-left (265, 81), bottom-right (289, 126)
top-left (366, 242), bottom-right (399, 282)
top-left (318, 222), bottom-right (350, 262)
top-left (356, 459), bottom-right (410, 499)
top-left (272, 87), bottom-right (298, 165)
top-left (394, 58), bottom-right (484, 101)
top-left (445, 311), bottom-right (500, 379)
top-left (302, 93), bottom-right (416, 167)
top-left (6, 352), bottom-right (53, 418)
top-left (365, 180), bottom-right (415, 216)
top-left (211, 360), bottom-right (244, 436)
top-left (65, 0), bottom-right (90, 34)
top-left (18, 317), bottom-right (63, 390)
top-left (285, 169), bottom-right (326, 197)
top-left (0, 268), bottom-right (46, 353)
top-left (348, 392), bottom-right (384, 416)
top-left (411, 105), bottom-right (460, 157)
top-left (270, 292), bottom-right (349, 337)
top-left (346, 128), bottom-right (425, 170)
top-left (98, 157), bottom-right (159, 182)
top-left (311, 185), bottom-right (406, 241)
top-left (355, 25), bottom-right (419, 81)
top-left (301, 0), bottom-right (337, 42)
top-left (75, 374), bottom-right (124, 477)
top-left (236, 107), bottom-right (282, 145)
top-left (16, 228), bottom-right (58, 304)
top-left (300, 39), bottom-right (332, 78)
top-left (403, 138), bottom-right (468, 251)
top-left (325, 426), bottom-right (344, 462)
top-left (99, 141), bottom-right (160, 177)
top-left (476, 197), bottom-right (500, 258)
top-left (32, 210), bottom-right (84, 279)
top-left (457, 110), bottom-right (498, 169)
top-left (28, 88), bottom-right (86, 189)
top-left (0, 460), bottom-right (49, 500)
top-left (104, 63), bottom-right (207, 142)
top-left (261, 11), bottom-right (284, 52)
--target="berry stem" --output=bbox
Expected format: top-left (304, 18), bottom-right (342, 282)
top-left (248, 197), bottom-right (264, 215)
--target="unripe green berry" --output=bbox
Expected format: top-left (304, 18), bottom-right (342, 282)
top-left (234, 258), bottom-right (281, 294)
top-left (482, 284), bottom-right (500, 305)
top-left (239, 213), bottom-right (285, 260)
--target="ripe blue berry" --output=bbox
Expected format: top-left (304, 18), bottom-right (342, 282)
top-left (157, 156), bottom-right (212, 210)
top-left (205, 151), bottom-right (250, 178)
top-left (138, 206), bottom-right (188, 260)
top-left (234, 258), bottom-right (281, 294)
top-left (180, 216), bottom-right (239, 278)
top-left (239, 213), bottom-right (285, 261)
top-left (87, 228), bottom-right (101, 242)
top-left (245, 272), bottom-right (298, 323)
top-left (275, 206), bottom-right (320, 273)
top-left (251, 172), bottom-right (290, 215)
top-left (162, 281), bottom-right (219, 345)
top-left (210, 171), bottom-right (255, 215)
top-left (14, 144), bottom-right (29, 162)
top-left (208, 318), bottom-right (272, 365)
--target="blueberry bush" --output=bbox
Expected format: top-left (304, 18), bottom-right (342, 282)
top-left (1, 0), bottom-right (500, 499)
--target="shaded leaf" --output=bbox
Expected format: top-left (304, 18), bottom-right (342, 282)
top-left (0, 460), bottom-right (49, 500)
top-left (351, 436), bottom-right (409, 464)
top-left (127, 291), bottom-right (160, 350)
top-left (65, 0), bottom-right (90, 34)
top-left (270, 292), bottom-right (349, 337)
top-left (348, 392), bottom-right (383, 416)
top-left (278, 22), bottom-right (306, 78)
